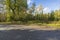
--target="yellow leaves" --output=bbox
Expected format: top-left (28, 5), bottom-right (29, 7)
top-left (54, 10), bottom-right (60, 19)
top-left (6, 13), bottom-right (10, 21)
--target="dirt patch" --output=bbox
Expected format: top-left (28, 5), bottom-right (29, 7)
top-left (0, 25), bottom-right (59, 30)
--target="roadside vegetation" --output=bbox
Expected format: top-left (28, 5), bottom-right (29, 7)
top-left (0, 0), bottom-right (60, 27)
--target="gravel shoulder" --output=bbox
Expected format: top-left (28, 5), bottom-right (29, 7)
top-left (0, 25), bottom-right (59, 30)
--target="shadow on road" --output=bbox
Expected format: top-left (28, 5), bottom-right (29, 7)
top-left (0, 29), bottom-right (60, 40)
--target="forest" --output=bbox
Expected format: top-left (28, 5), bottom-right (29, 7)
top-left (0, 0), bottom-right (60, 25)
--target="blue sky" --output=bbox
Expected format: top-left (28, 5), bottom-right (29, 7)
top-left (27, 0), bottom-right (60, 13)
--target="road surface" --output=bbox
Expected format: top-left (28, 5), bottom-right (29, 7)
top-left (0, 25), bottom-right (60, 40)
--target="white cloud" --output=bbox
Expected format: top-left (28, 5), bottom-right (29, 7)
top-left (43, 7), bottom-right (51, 13)
top-left (27, 0), bottom-right (32, 5)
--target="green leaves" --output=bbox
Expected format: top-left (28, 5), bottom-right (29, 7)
top-left (5, 0), bottom-right (27, 21)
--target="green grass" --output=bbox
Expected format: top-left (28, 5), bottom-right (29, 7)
top-left (0, 21), bottom-right (60, 27)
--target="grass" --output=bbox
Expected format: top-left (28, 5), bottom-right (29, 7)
top-left (0, 21), bottom-right (60, 30)
top-left (0, 21), bottom-right (60, 27)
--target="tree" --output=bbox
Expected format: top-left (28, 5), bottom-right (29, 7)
top-left (5, 0), bottom-right (27, 21)
top-left (54, 10), bottom-right (60, 21)
top-left (28, 3), bottom-right (35, 14)
top-left (0, 13), bottom-right (6, 22)
top-left (48, 11), bottom-right (55, 21)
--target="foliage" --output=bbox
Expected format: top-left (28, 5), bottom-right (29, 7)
top-left (48, 11), bottom-right (55, 21)
top-left (0, 0), bottom-right (60, 24)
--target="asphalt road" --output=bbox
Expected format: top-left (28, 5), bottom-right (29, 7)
top-left (0, 25), bottom-right (60, 40)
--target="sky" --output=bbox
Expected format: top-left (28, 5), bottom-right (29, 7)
top-left (27, 0), bottom-right (60, 13)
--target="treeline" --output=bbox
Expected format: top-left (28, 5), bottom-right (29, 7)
top-left (0, 10), bottom-right (60, 23)
top-left (0, 0), bottom-right (60, 24)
